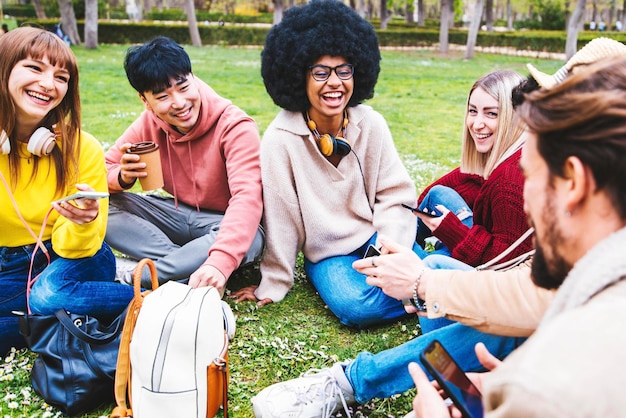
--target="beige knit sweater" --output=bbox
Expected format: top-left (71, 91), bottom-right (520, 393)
top-left (255, 105), bottom-right (417, 302)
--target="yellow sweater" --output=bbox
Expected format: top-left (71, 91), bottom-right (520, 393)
top-left (0, 132), bottom-right (108, 258)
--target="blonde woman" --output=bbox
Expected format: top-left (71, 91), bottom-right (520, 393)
top-left (414, 70), bottom-right (532, 268)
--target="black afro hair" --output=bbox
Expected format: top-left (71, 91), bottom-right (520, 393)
top-left (261, 0), bottom-right (381, 112)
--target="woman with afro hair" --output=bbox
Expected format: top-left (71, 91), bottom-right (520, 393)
top-left (232, 0), bottom-right (418, 329)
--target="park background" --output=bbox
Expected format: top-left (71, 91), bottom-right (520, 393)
top-left (0, 42), bottom-right (564, 417)
top-left (0, 0), bottom-right (615, 415)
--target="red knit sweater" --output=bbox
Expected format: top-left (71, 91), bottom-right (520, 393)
top-left (418, 149), bottom-right (532, 266)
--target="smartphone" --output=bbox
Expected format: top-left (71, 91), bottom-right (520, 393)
top-left (420, 340), bottom-right (483, 418)
top-left (401, 203), bottom-right (440, 218)
top-left (364, 244), bottom-right (381, 258)
top-left (54, 191), bottom-right (109, 203)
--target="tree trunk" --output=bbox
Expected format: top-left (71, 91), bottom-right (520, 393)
top-left (273, 0), bottom-right (283, 24)
top-left (506, 0), bottom-right (513, 30)
top-left (591, 0), bottom-right (597, 22)
top-left (357, 0), bottom-right (366, 17)
top-left (406, 0), bottom-right (415, 24)
top-left (608, 0), bottom-right (616, 30)
top-left (465, 0), bottom-right (484, 59)
top-left (565, 0), bottom-right (586, 59)
top-left (141, 0), bottom-right (150, 19)
top-left (58, 0), bottom-right (81, 45)
top-left (485, 0), bottom-right (493, 31)
top-left (84, 0), bottom-right (98, 49)
top-left (439, 0), bottom-right (451, 53)
top-left (32, 0), bottom-right (47, 19)
top-left (417, 0), bottom-right (425, 25)
top-left (380, 0), bottom-right (390, 29)
top-left (126, 0), bottom-right (143, 21)
top-left (622, 0), bottom-right (626, 30)
top-left (185, 0), bottom-right (202, 46)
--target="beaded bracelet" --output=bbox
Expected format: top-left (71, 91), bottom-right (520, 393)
top-left (410, 267), bottom-right (428, 311)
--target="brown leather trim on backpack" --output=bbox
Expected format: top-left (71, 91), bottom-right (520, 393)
top-left (110, 259), bottom-right (159, 418)
top-left (207, 331), bottom-right (229, 418)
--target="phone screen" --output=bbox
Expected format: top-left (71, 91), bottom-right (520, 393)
top-left (54, 191), bottom-right (109, 203)
top-left (420, 340), bottom-right (483, 418)
top-left (401, 203), bottom-right (440, 218)
top-left (363, 244), bottom-right (381, 258)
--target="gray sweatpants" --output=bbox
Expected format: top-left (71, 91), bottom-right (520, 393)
top-left (105, 192), bottom-right (265, 286)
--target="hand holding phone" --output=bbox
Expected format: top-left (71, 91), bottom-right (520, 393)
top-left (420, 340), bottom-right (483, 418)
top-left (54, 191), bottom-right (109, 204)
top-left (401, 203), bottom-right (440, 218)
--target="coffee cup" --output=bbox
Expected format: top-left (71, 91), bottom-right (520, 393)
top-left (126, 142), bottom-right (164, 191)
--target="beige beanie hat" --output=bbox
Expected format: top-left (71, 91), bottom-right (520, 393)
top-left (527, 37), bottom-right (626, 88)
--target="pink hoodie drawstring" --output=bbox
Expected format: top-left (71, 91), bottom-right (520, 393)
top-left (165, 134), bottom-right (179, 210)
top-left (187, 141), bottom-right (200, 211)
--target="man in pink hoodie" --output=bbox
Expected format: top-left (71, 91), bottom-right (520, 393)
top-left (104, 36), bottom-right (264, 293)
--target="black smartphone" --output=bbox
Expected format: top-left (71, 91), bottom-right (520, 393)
top-left (420, 340), bottom-right (483, 418)
top-left (401, 203), bottom-right (440, 218)
top-left (364, 244), bottom-right (381, 258)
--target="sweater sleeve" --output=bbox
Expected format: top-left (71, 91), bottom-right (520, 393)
top-left (434, 151), bottom-right (532, 266)
top-left (366, 111), bottom-right (417, 247)
top-left (205, 111), bottom-right (263, 279)
top-left (255, 130), bottom-right (305, 303)
top-left (425, 262), bottom-right (555, 337)
top-left (105, 117), bottom-right (145, 193)
top-left (418, 167), bottom-right (483, 207)
top-left (52, 132), bottom-right (109, 258)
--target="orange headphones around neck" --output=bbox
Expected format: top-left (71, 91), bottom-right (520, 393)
top-left (305, 111), bottom-right (351, 157)
top-left (0, 127), bottom-right (57, 156)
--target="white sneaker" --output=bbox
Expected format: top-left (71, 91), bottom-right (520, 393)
top-left (114, 257), bottom-right (138, 286)
top-left (252, 362), bottom-right (355, 418)
top-left (403, 411), bottom-right (415, 418)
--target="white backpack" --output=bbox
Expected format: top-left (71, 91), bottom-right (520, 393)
top-left (111, 259), bottom-right (232, 418)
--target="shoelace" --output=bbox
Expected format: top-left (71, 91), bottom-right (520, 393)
top-left (299, 368), bottom-right (352, 418)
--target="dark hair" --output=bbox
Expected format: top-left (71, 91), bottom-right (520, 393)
top-left (511, 75), bottom-right (540, 108)
top-left (261, 0), bottom-right (381, 112)
top-left (518, 56), bottom-right (626, 219)
top-left (124, 36), bottom-right (192, 94)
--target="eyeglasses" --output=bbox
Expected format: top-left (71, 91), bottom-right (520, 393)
top-left (308, 64), bottom-right (354, 82)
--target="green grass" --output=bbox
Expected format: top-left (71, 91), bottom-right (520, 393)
top-left (0, 45), bottom-right (562, 417)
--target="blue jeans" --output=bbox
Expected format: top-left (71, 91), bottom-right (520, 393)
top-left (418, 255), bottom-right (476, 333)
top-left (304, 235), bottom-right (423, 329)
top-left (106, 193), bottom-right (265, 285)
top-left (414, 185), bottom-right (473, 259)
top-left (344, 252), bottom-right (525, 402)
top-left (345, 323), bottom-right (526, 403)
top-left (0, 241), bottom-right (134, 355)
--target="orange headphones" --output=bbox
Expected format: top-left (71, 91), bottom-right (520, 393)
top-left (0, 127), bottom-right (57, 156)
top-left (305, 111), bottom-right (351, 157)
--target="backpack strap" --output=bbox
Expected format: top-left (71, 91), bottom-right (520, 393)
top-left (110, 259), bottom-right (159, 418)
top-left (475, 228), bottom-right (535, 271)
